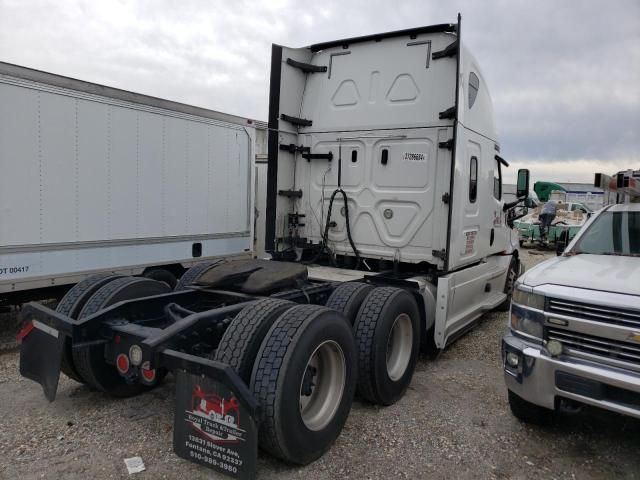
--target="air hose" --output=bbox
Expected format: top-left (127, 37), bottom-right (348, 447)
top-left (321, 187), bottom-right (361, 269)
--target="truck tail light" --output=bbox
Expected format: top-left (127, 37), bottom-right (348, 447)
top-left (116, 354), bottom-right (130, 374)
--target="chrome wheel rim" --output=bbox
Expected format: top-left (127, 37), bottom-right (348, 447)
top-left (386, 313), bottom-right (413, 381)
top-left (299, 340), bottom-right (346, 431)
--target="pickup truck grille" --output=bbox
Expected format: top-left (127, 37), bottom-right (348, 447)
top-left (547, 298), bottom-right (640, 329)
top-left (547, 328), bottom-right (640, 366)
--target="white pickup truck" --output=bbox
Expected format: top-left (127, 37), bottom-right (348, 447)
top-left (503, 202), bottom-right (640, 422)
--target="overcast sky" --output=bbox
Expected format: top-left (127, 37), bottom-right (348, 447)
top-left (1, 0), bottom-right (638, 184)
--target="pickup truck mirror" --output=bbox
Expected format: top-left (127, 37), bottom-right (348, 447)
top-left (517, 169), bottom-right (530, 198)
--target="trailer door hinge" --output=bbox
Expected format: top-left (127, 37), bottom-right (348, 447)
top-left (286, 58), bottom-right (328, 73)
top-left (432, 249), bottom-right (446, 260)
top-left (280, 114), bottom-right (312, 127)
top-left (278, 189), bottom-right (303, 199)
top-left (438, 139), bottom-right (454, 150)
top-left (441, 192), bottom-right (450, 204)
top-left (432, 40), bottom-right (458, 60)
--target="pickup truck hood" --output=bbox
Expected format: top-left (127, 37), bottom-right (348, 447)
top-left (521, 254), bottom-right (640, 296)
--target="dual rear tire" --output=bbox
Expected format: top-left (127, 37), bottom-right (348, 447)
top-left (220, 285), bottom-right (420, 465)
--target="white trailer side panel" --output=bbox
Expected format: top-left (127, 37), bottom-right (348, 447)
top-left (0, 67), bottom-right (255, 293)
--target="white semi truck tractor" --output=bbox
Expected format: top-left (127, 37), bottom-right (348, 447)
top-left (18, 16), bottom-right (530, 478)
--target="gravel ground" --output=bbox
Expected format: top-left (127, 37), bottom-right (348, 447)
top-left (1, 250), bottom-right (639, 480)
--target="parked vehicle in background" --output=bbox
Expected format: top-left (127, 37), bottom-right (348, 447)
top-left (503, 172), bottom-right (640, 423)
top-left (514, 201), bottom-right (592, 246)
top-left (0, 62), bottom-right (266, 305)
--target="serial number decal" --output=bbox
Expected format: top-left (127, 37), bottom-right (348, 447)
top-left (463, 230), bottom-right (478, 256)
top-left (402, 152), bottom-right (426, 162)
top-left (0, 265), bottom-right (30, 276)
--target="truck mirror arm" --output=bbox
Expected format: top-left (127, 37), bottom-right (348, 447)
top-left (503, 195), bottom-right (527, 212)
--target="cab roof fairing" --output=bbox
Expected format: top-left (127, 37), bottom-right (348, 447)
top-left (457, 43), bottom-right (499, 145)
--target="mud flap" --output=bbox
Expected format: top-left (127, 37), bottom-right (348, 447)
top-left (19, 319), bottom-right (65, 402)
top-left (167, 351), bottom-right (258, 479)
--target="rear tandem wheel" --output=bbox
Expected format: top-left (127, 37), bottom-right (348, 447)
top-left (72, 277), bottom-right (171, 396)
top-left (55, 273), bottom-right (125, 383)
top-left (250, 304), bottom-right (357, 465)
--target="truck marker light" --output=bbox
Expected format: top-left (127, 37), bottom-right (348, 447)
top-left (116, 354), bottom-right (130, 374)
top-left (129, 344), bottom-right (143, 366)
top-left (546, 340), bottom-right (563, 357)
top-left (16, 320), bottom-right (34, 342)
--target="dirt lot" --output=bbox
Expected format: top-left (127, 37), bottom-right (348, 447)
top-left (1, 251), bottom-right (639, 480)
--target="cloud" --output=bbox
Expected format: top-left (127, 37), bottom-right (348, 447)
top-left (0, 0), bottom-right (638, 180)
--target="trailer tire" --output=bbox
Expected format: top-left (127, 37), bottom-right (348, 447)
top-left (250, 305), bottom-right (356, 465)
top-left (73, 277), bottom-right (171, 396)
top-left (508, 390), bottom-right (554, 425)
top-left (354, 287), bottom-right (420, 405)
top-left (214, 298), bottom-right (294, 383)
top-left (497, 256), bottom-right (519, 312)
top-left (56, 273), bottom-right (125, 383)
top-left (174, 260), bottom-right (225, 291)
top-left (325, 282), bottom-right (374, 325)
top-left (143, 268), bottom-right (178, 289)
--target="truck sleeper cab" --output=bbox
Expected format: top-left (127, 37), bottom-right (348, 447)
top-left (18, 17), bottom-right (530, 478)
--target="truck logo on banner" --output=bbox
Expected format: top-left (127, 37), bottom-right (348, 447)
top-left (187, 385), bottom-right (243, 443)
top-left (174, 371), bottom-right (257, 479)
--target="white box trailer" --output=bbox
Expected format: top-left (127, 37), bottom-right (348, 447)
top-left (0, 61), bottom-right (266, 303)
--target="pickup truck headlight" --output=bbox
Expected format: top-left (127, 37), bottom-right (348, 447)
top-left (512, 288), bottom-right (545, 310)
top-left (510, 304), bottom-right (544, 340)
top-left (510, 286), bottom-right (545, 340)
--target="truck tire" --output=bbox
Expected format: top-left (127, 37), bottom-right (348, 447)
top-left (174, 260), bottom-right (225, 291)
top-left (508, 390), bottom-right (554, 425)
top-left (72, 277), bottom-right (171, 396)
top-left (250, 304), bottom-right (357, 465)
top-left (354, 287), bottom-right (420, 405)
top-left (325, 282), bottom-right (374, 325)
top-left (497, 256), bottom-right (519, 312)
top-left (143, 268), bottom-right (178, 289)
top-left (214, 298), bottom-right (294, 383)
top-left (55, 273), bottom-right (125, 383)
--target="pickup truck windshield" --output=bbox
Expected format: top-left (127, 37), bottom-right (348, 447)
top-left (573, 211), bottom-right (640, 256)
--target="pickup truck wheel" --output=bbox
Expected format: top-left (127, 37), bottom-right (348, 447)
top-left (214, 298), bottom-right (294, 383)
top-left (55, 273), bottom-right (125, 383)
top-left (497, 257), bottom-right (519, 312)
top-left (354, 287), bottom-right (420, 405)
top-left (73, 277), bottom-right (171, 396)
top-left (174, 260), bottom-right (225, 291)
top-left (325, 282), bottom-right (374, 325)
top-left (250, 305), bottom-right (356, 465)
top-left (508, 390), bottom-right (554, 425)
